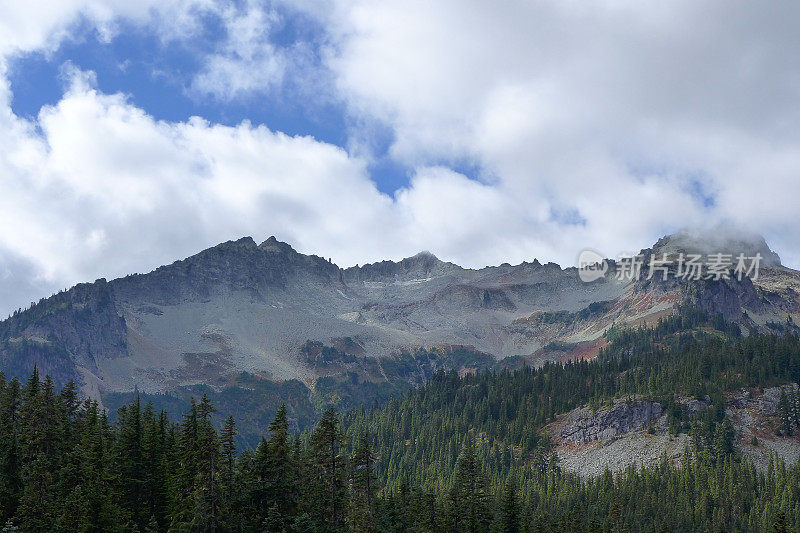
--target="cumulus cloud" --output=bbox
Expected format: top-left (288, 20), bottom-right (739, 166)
top-left (0, 0), bottom-right (215, 60)
top-left (313, 0), bottom-right (800, 258)
top-left (1, 0), bottom-right (800, 316)
top-left (0, 66), bottom-right (404, 302)
top-left (191, 1), bottom-right (288, 99)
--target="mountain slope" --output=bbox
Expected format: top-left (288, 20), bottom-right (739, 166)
top-left (1, 231), bottom-right (799, 429)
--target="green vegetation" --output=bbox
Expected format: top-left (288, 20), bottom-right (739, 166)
top-left (532, 300), bottom-right (614, 326)
top-left (103, 373), bottom-right (316, 445)
top-left (301, 340), bottom-right (359, 366)
top-left (2, 307), bottom-right (800, 530)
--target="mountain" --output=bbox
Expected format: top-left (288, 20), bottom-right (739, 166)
top-left (6, 230), bottom-right (800, 531)
top-left (7, 316), bottom-right (800, 531)
top-left (1, 230), bottom-right (799, 436)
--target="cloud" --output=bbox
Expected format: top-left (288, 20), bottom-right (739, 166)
top-left (312, 0), bottom-right (800, 258)
top-left (191, 1), bottom-right (287, 99)
top-left (0, 1), bottom-right (215, 61)
top-left (1, 0), bottom-right (800, 316)
top-left (0, 245), bottom-right (58, 319)
top-left (189, 1), bottom-right (335, 103)
top-left (0, 66), bottom-right (403, 293)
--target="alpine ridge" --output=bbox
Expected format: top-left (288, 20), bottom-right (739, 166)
top-left (1, 230), bottom-right (799, 436)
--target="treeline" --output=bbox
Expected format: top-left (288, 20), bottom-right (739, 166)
top-left (3, 308), bottom-right (800, 530)
top-left (3, 370), bottom-right (514, 532)
top-left (343, 310), bottom-right (800, 495)
top-left (0, 366), bottom-right (370, 532)
top-left (3, 369), bottom-right (800, 532)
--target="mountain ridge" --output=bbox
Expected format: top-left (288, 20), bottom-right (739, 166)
top-left (1, 230), bottom-right (799, 435)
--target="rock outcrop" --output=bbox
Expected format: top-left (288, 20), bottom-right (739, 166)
top-left (559, 400), bottom-right (663, 445)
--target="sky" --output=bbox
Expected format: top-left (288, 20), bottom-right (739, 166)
top-left (1, 0), bottom-right (800, 316)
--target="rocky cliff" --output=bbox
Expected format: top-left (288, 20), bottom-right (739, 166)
top-left (0, 231), bottom-right (797, 426)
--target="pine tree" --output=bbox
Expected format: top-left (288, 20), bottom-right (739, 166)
top-left (0, 375), bottom-right (21, 520)
top-left (172, 397), bottom-right (199, 525)
top-left (141, 404), bottom-right (169, 530)
top-left (194, 394), bottom-right (222, 532)
top-left (114, 394), bottom-right (145, 529)
top-left (448, 436), bottom-right (492, 533)
top-left (78, 399), bottom-right (119, 532)
top-left (260, 403), bottom-right (298, 525)
top-left (220, 415), bottom-right (237, 510)
top-left (348, 433), bottom-right (378, 532)
top-left (308, 407), bottom-right (348, 531)
top-left (16, 370), bottom-right (60, 530)
top-left (498, 477), bottom-right (520, 533)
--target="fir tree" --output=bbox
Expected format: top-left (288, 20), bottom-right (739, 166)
top-left (348, 433), bottom-right (378, 532)
top-left (220, 415), bottom-right (237, 510)
top-left (194, 394), bottom-right (222, 532)
top-left (114, 394), bottom-right (145, 528)
top-left (308, 407), bottom-right (348, 531)
top-left (448, 436), bottom-right (491, 533)
top-left (0, 375), bottom-right (21, 520)
top-left (498, 477), bottom-right (520, 533)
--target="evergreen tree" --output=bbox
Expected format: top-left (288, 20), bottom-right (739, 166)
top-left (193, 394), bottom-right (222, 532)
top-left (0, 375), bottom-right (21, 520)
top-left (16, 370), bottom-right (59, 530)
top-left (498, 477), bottom-right (520, 533)
top-left (141, 404), bottom-right (169, 530)
top-left (307, 407), bottom-right (348, 531)
top-left (220, 415), bottom-right (237, 511)
top-left (114, 394), bottom-right (145, 529)
top-left (172, 397), bottom-right (199, 525)
top-left (447, 437), bottom-right (491, 533)
top-left (348, 433), bottom-right (378, 532)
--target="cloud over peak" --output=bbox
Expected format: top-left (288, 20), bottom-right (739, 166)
top-left (0, 1), bottom-right (799, 315)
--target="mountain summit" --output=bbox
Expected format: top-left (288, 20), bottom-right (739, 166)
top-left (1, 232), bottom-right (798, 435)
top-left (649, 228), bottom-right (782, 267)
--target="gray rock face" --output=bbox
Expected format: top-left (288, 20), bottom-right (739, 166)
top-left (633, 230), bottom-right (785, 325)
top-left (560, 401), bottom-right (663, 445)
top-left (0, 278), bottom-right (128, 385)
top-left (0, 231), bottom-right (796, 401)
top-left (0, 235), bottom-right (626, 395)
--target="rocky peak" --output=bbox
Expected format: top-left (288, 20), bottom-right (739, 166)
top-left (230, 236), bottom-right (258, 248)
top-left (649, 228), bottom-right (782, 267)
top-left (258, 235), bottom-right (298, 256)
top-left (344, 250), bottom-right (462, 283)
top-left (400, 251), bottom-right (444, 271)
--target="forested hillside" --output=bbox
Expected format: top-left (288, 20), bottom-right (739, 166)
top-left (3, 308), bottom-right (800, 531)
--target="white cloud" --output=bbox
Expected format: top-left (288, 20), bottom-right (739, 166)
top-left (0, 1), bottom-right (215, 61)
top-left (313, 0), bottom-right (800, 261)
top-left (0, 66), bottom-right (403, 293)
top-left (1, 0), bottom-right (800, 316)
top-left (191, 1), bottom-right (287, 99)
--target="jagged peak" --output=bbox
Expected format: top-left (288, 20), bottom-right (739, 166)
top-left (258, 235), bottom-right (297, 255)
top-left (260, 235), bottom-right (280, 246)
top-left (403, 250), bottom-right (441, 264)
top-left (219, 236), bottom-right (257, 248)
top-left (182, 236), bottom-right (257, 260)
